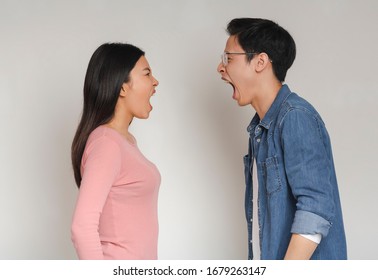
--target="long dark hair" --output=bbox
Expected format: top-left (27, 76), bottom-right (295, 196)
top-left (71, 43), bottom-right (145, 187)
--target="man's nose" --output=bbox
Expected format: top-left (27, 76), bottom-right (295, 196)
top-left (217, 62), bottom-right (225, 74)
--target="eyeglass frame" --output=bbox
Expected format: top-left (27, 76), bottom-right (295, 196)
top-left (221, 51), bottom-right (272, 66)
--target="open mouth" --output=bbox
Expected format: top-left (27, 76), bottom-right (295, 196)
top-left (221, 77), bottom-right (234, 88)
top-left (222, 77), bottom-right (236, 99)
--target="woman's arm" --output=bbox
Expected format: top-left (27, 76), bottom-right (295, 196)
top-left (71, 137), bottom-right (121, 259)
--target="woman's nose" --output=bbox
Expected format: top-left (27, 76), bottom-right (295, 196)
top-left (153, 76), bottom-right (159, 87)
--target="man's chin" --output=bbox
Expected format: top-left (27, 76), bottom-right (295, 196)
top-left (236, 98), bottom-right (250, 107)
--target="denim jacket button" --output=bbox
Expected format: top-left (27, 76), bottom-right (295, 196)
top-left (256, 138), bottom-right (261, 143)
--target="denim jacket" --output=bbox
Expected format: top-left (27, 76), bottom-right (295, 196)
top-left (244, 85), bottom-right (347, 260)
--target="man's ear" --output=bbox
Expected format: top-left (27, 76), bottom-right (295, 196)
top-left (255, 53), bottom-right (271, 73)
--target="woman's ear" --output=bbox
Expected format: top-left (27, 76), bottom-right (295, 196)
top-left (119, 82), bottom-right (130, 97)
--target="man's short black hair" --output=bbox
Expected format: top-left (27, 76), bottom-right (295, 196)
top-left (227, 18), bottom-right (296, 82)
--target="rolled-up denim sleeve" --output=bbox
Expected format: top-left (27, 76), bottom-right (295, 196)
top-left (280, 108), bottom-right (334, 238)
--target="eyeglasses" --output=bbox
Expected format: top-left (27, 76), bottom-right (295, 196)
top-left (221, 52), bottom-right (273, 66)
top-left (221, 52), bottom-right (256, 66)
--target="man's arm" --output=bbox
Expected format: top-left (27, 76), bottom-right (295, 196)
top-left (280, 109), bottom-right (335, 259)
top-left (284, 234), bottom-right (318, 260)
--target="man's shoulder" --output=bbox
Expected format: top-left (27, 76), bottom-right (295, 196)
top-left (277, 92), bottom-right (324, 126)
top-left (286, 92), bottom-right (313, 109)
top-left (281, 91), bottom-right (318, 114)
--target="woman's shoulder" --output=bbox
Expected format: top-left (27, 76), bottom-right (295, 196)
top-left (81, 126), bottom-right (123, 170)
top-left (86, 125), bottom-right (124, 151)
top-left (88, 125), bottom-right (121, 142)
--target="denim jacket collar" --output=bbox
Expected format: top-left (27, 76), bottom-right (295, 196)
top-left (247, 84), bottom-right (292, 133)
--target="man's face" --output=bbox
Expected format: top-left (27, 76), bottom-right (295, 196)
top-left (217, 35), bottom-right (255, 106)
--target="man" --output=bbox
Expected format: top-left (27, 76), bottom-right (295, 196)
top-left (217, 18), bottom-right (347, 260)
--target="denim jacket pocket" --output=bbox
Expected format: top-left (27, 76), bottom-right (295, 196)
top-left (261, 156), bottom-right (282, 195)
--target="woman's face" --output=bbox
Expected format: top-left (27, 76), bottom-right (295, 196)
top-left (123, 56), bottom-right (159, 119)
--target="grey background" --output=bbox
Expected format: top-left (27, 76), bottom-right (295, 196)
top-left (0, 0), bottom-right (377, 259)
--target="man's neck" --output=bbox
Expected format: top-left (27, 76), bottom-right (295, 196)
top-left (251, 81), bottom-right (282, 120)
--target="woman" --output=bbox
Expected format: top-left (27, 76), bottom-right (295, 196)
top-left (71, 43), bottom-right (160, 260)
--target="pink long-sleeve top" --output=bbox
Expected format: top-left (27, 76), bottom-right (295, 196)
top-left (71, 125), bottom-right (160, 260)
